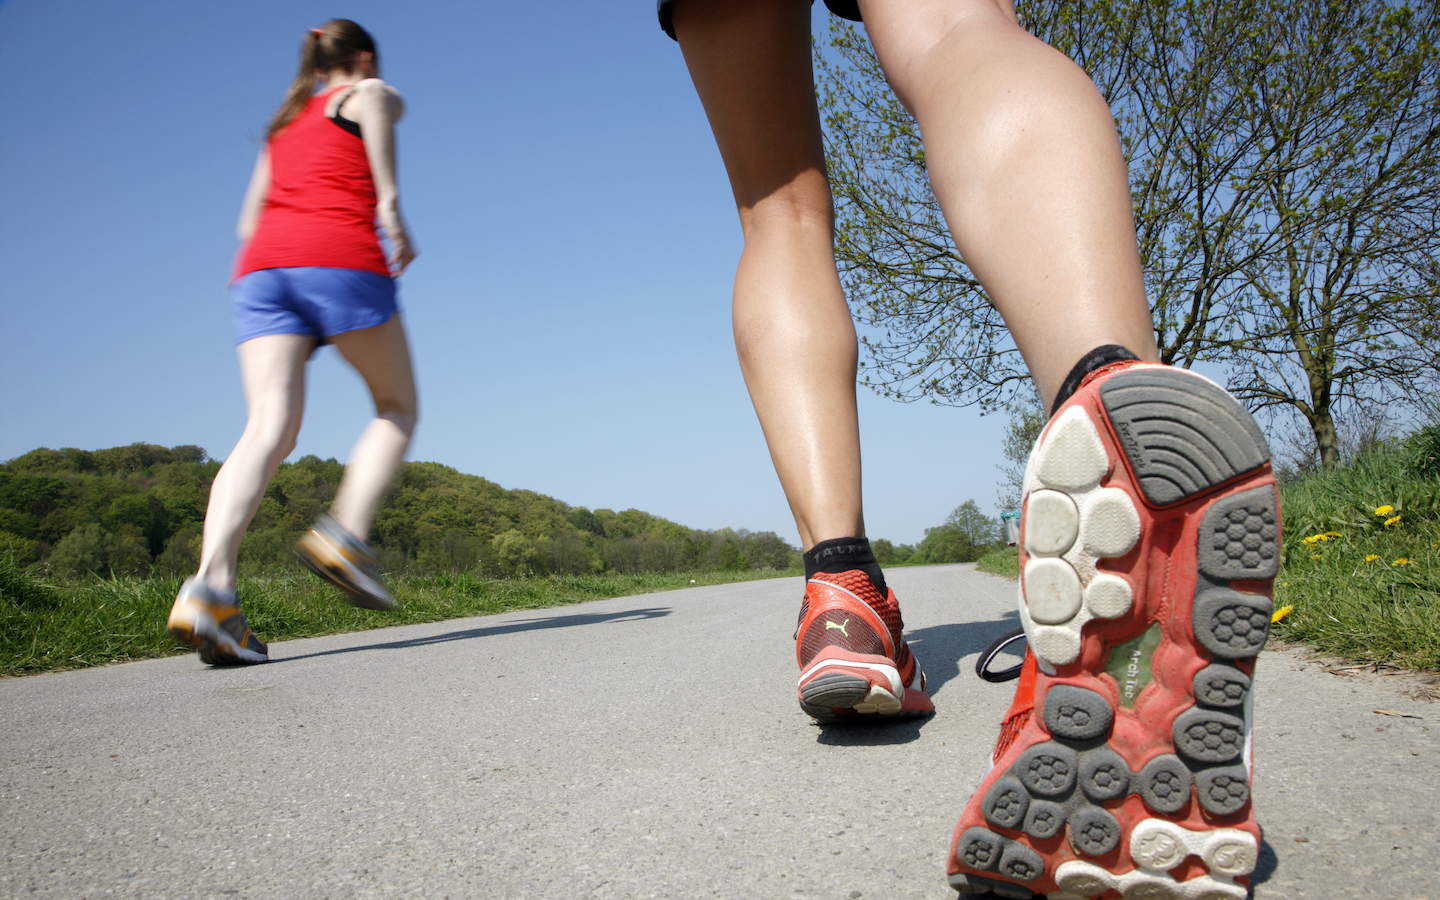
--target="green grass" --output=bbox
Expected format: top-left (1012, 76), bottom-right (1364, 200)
top-left (1271, 448), bottom-right (1440, 670)
top-left (975, 546), bottom-right (1020, 580)
top-left (0, 562), bottom-right (803, 676)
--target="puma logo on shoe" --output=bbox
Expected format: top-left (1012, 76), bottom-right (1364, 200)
top-left (826, 619), bottom-right (849, 637)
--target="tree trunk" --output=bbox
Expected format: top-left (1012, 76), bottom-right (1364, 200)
top-left (1311, 408), bottom-right (1341, 469)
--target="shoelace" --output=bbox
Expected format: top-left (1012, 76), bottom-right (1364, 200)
top-left (975, 627), bottom-right (1027, 683)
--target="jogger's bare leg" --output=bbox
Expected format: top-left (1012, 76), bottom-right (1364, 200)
top-left (860, 0), bottom-right (1159, 409)
top-left (195, 333), bottom-right (313, 593)
top-left (673, 0), bottom-right (863, 550)
top-left (327, 314), bottom-right (418, 538)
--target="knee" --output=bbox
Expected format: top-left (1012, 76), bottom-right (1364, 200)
top-left (739, 174), bottom-right (835, 239)
top-left (269, 417), bottom-right (302, 463)
top-left (390, 411), bottom-right (418, 440)
top-left (377, 397), bottom-right (418, 439)
top-left (867, 1), bottom-right (1023, 112)
top-left (276, 433), bottom-right (299, 462)
top-left (240, 409), bottom-right (302, 464)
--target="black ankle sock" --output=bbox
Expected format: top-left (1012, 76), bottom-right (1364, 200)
top-left (1051, 344), bottom-right (1141, 417)
top-left (803, 536), bottom-right (887, 597)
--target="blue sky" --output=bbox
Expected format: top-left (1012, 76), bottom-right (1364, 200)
top-left (0, 0), bottom-right (1013, 547)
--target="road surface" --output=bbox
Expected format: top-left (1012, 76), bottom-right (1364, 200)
top-left (2, 564), bottom-right (1436, 899)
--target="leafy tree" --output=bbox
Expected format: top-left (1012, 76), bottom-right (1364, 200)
top-left (737, 530), bottom-right (797, 570)
top-left (237, 527), bottom-right (290, 572)
top-left (914, 523), bottom-right (974, 565)
top-left (816, 0), bottom-right (1440, 465)
top-left (0, 531), bottom-right (39, 563)
top-left (946, 500), bottom-right (1000, 548)
top-left (46, 525), bottom-right (97, 576)
top-left (909, 499), bottom-right (1004, 564)
top-left (871, 537), bottom-right (901, 565)
top-left (492, 530), bottom-right (537, 576)
top-left (716, 537), bottom-right (750, 572)
top-left (105, 493), bottom-right (170, 556)
top-left (106, 525), bottom-right (152, 576)
top-left (997, 397), bottom-right (1046, 508)
top-left (534, 530), bottom-right (593, 575)
top-left (156, 527), bottom-right (201, 575)
top-left (49, 524), bottom-right (110, 578)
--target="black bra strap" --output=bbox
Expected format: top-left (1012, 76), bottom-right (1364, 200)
top-left (329, 87), bottom-right (361, 137)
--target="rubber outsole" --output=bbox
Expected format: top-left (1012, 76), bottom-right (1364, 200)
top-left (798, 653), bottom-right (931, 722)
top-left (167, 605), bottom-right (267, 666)
top-left (295, 531), bottom-right (398, 610)
top-left (949, 366), bottom-right (1276, 900)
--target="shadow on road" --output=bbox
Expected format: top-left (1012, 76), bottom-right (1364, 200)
top-left (268, 606), bottom-right (673, 664)
top-left (1252, 836), bottom-right (1279, 888)
top-left (906, 611), bottom-right (1024, 698)
top-left (815, 715), bottom-right (932, 745)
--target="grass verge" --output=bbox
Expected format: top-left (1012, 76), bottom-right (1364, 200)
top-left (1271, 447), bottom-right (1440, 671)
top-left (0, 562), bottom-right (802, 676)
top-left (975, 546), bottom-right (1019, 580)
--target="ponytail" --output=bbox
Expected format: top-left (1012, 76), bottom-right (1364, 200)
top-left (266, 19), bottom-right (379, 140)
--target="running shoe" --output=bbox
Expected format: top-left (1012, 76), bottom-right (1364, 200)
top-left (295, 514), bottom-right (398, 610)
top-left (796, 570), bottom-right (934, 722)
top-left (166, 577), bottom-right (268, 665)
top-left (947, 362), bottom-right (1277, 899)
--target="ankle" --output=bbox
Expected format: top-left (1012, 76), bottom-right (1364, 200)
top-left (1050, 344), bottom-right (1141, 416)
top-left (803, 536), bottom-right (887, 597)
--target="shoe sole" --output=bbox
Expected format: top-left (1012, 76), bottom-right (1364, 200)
top-left (296, 532), bottom-right (398, 610)
top-left (800, 650), bottom-right (906, 714)
top-left (949, 367), bottom-right (1275, 899)
top-left (167, 606), bottom-right (267, 666)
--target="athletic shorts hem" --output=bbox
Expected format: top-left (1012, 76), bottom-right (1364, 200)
top-left (231, 267), bottom-right (399, 346)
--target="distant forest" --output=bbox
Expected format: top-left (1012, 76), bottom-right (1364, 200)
top-left (0, 443), bottom-right (1003, 579)
top-left (0, 443), bottom-right (802, 579)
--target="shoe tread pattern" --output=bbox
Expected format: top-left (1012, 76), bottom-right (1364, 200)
top-left (799, 671), bottom-right (871, 709)
top-left (967, 680), bottom-right (1258, 892)
top-left (1099, 368), bottom-right (1270, 507)
top-left (1019, 408), bottom-right (1143, 667)
top-left (956, 367), bottom-right (1272, 899)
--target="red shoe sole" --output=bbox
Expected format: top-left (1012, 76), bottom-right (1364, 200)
top-left (948, 365), bottom-right (1276, 899)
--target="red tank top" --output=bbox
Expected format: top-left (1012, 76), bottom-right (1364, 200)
top-left (235, 84), bottom-right (391, 279)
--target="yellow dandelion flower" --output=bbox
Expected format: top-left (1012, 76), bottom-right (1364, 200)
top-left (1311, 554), bottom-right (1321, 559)
top-left (1393, 558), bottom-right (1411, 566)
top-left (1271, 605), bottom-right (1293, 623)
top-left (1302, 533), bottom-right (1330, 544)
top-left (1325, 531), bottom-right (1342, 538)
top-left (1365, 554), bottom-right (1380, 562)
top-left (1375, 505), bottom-right (1394, 516)
top-left (1384, 515), bottom-right (1402, 527)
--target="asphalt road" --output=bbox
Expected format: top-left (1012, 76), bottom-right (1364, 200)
top-left (2, 564), bottom-right (1436, 899)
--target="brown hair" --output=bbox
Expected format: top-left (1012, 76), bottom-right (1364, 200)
top-left (266, 19), bottom-right (379, 140)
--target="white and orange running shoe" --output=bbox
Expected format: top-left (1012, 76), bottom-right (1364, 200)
top-left (295, 514), bottom-right (398, 610)
top-left (795, 569), bottom-right (934, 723)
top-left (167, 577), bottom-right (269, 666)
top-left (947, 362), bottom-right (1278, 900)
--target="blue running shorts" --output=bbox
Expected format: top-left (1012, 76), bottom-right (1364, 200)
top-left (231, 267), bottom-right (398, 346)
